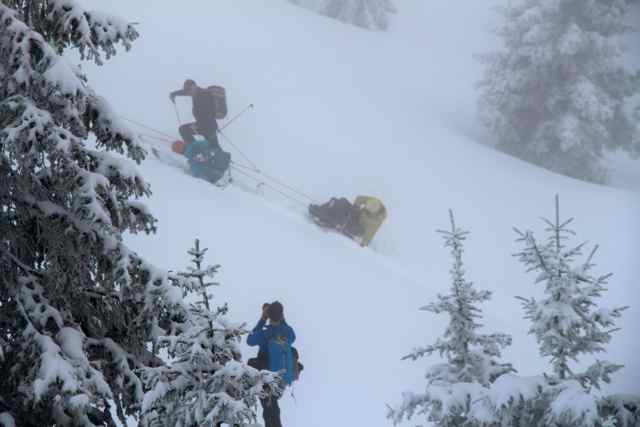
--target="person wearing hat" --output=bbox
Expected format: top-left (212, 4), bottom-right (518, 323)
top-left (247, 301), bottom-right (296, 427)
top-left (171, 139), bottom-right (231, 184)
top-left (170, 79), bottom-right (231, 183)
top-left (169, 79), bottom-right (223, 154)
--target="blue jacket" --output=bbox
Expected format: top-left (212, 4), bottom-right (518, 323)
top-left (247, 319), bottom-right (296, 385)
top-left (182, 139), bottom-right (230, 183)
top-left (182, 139), bottom-right (212, 178)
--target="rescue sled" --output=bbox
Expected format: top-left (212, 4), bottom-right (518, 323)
top-left (308, 196), bottom-right (386, 247)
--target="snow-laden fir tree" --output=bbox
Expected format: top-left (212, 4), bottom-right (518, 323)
top-left (478, 0), bottom-right (640, 183)
top-left (289, 0), bottom-right (397, 31)
top-left (140, 240), bottom-right (281, 427)
top-left (389, 211), bottom-right (513, 427)
top-left (0, 2), bottom-right (191, 425)
top-left (472, 196), bottom-right (637, 427)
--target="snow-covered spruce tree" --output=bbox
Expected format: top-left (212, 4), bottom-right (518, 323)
top-left (475, 196), bottom-right (635, 427)
top-left (0, 2), bottom-right (190, 425)
top-left (324, 0), bottom-right (397, 30)
top-left (140, 240), bottom-right (281, 427)
top-left (389, 211), bottom-right (513, 427)
top-left (478, 0), bottom-right (640, 183)
top-left (289, 0), bottom-right (397, 31)
top-left (599, 394), bottom-right (640, 427)
top-left (287, 0), bottom-right (321, 10)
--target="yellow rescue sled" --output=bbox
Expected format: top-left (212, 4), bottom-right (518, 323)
top-left (308, 195), bottom-right (386, 247)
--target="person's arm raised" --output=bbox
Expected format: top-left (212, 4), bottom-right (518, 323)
top-left (247, 318), bottom-right (266, 347)
top-left (169, 88), bottom-right (188, 102)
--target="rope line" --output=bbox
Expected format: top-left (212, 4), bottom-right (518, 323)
top-left (173, 102), bottom-right (183, 127)
top-left (218, 130), bottom-right (317, 204)
top-left (231, 161), bottom-right (317, 204)
top-left (256, 169), bottom-right (317, 204)
top-left (218, 129), bottom-right (259, 171)
top-left (122, 115), bottom-right (317, 206)
top-left (228, 159), bottom-right (257, 172)
top-left (230, 166), bottom-right (309, 207)
top-left (121, 116), bottom-right (176, 141)
top-left (138, 133), bottom-right (173, 144)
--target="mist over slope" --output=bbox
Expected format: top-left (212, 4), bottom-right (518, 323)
top-left (81, 1), bottom-right (640, 425)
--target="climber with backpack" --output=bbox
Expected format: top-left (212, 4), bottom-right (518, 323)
top-left (169, 79), bottom-right (231, 184)
top-left (247, 301), bottom-right (301, 427)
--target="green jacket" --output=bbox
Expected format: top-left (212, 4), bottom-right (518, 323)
top-left (353, 196), bottom-right (387, 247)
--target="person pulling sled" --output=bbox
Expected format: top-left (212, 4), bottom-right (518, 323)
top-left (309, 196), bottom-right (387, 247)
top-left (169, 79), bottom-right (231, 185)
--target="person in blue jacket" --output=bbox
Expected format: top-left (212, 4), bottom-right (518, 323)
top-left (171, 138), bottom-right (231, 184)
top-left (247, 301), bottom-right (296, 427)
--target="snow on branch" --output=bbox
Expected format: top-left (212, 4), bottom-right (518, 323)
top-left (600, 394), bottom-right (640, 427)
top-left (0, 3), bottom-right (191, 424)
top-left (2, 0), bottom-right (139, 64)
top-left (0, 4), bottom-right (145, 162)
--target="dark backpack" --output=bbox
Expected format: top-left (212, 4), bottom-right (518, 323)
top-left (248, 347), bottom-right (304, 382)
top-left (191, 149), bottom-right (230, 185)
top-left (207, 85), bottom-right (228, 120)
top-left (291, 347), bottom-right (304, 381)
top-left (247, 348), bottom-right (267, 371)
top-left (212, 150), bottom-right (231, 172)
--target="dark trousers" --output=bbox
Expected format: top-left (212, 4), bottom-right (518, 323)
top-left (179, 121), bottom-right (222, 153)
top-left (261, 397), bottom-right (282, 427)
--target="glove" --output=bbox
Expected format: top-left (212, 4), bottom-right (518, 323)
top-left (169, 93), bottom-right (176, 103)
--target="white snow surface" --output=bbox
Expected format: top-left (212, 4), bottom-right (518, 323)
top-left (79, 1), bottom-right (640, 426)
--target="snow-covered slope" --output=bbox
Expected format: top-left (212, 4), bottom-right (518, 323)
top-left (82, 1), bottom-right (640, 425)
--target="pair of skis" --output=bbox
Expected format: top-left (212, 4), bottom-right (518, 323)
top-left (149, 144), bottom-right (277, 199)
top-left (150, 146), bottom-right (233, 189)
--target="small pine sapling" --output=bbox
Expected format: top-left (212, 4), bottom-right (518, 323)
top-left (389, 211), bottom-right (513, 427)
top-left (479, 195), bottom-right (635, 427)
top-left (140, 240), bottom-right (281, 427)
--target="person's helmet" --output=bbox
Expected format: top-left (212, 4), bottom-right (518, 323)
top-left (172, 140), bottom-right (186, 154)
top-left (364, 198), bottom-right (383, 214)
top-left (183, 79), bottom-right (197, 90)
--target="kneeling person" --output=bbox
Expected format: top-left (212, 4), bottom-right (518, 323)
top-left (172, 139), bottom-right (231, 185)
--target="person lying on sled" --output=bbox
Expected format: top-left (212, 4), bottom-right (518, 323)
top-left (309, 196), bottom-right (387, 247)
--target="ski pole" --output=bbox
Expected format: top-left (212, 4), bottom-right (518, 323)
top-left (219, 103), bottom-right (254, 131)
top-left (218, 129), bottom-right (260, 171)
top-left (173, 102), bottom-right (183, 126)
top-left (120, 116), bottom-right (176, 141)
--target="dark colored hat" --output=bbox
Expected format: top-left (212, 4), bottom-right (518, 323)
top-left (183, 79), bottom-right (197, 90)
top-left (268, 301), bottom-right (284, 322)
